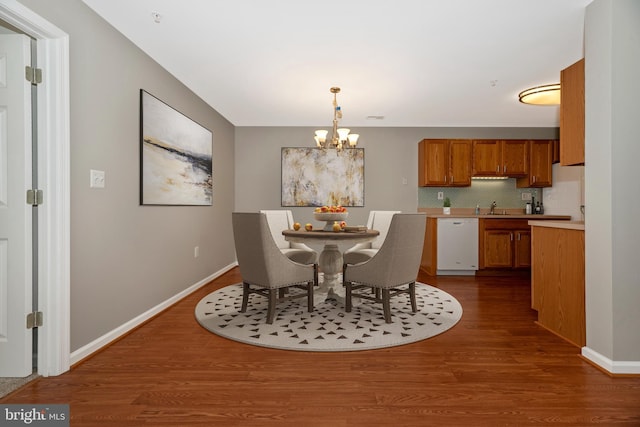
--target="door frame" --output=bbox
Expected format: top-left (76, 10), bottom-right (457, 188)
top-left (0, 0), bottom-right (70, 376)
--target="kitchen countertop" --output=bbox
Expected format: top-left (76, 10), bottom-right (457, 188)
top-left (528, 220), bottom-right (585, 230)
top-left (425, 214), bottom-right (572, 220)
top-left (418, 207), bottom-right (571, 220)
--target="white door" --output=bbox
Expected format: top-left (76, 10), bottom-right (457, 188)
top-left (0, 34), bottom-right (33, 377)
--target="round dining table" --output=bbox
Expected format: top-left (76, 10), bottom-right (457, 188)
top-left (282, 228), bottom-right (379, 301)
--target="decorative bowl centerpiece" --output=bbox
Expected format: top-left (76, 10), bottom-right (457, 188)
top-left (313, 206), bottom-right (348, 231)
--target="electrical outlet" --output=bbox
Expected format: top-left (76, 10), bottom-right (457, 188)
top-left (194, 246), bottom-right (199, 258)
top-left (437, 192), bottom-right (444, 200)
top-left (90, 169), bottom-right (105, 188)
top-left (402, 177), bottom-right (408, 185)
top-left (521, 192), bottom-right (532, 201)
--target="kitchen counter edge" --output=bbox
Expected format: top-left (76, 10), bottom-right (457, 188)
top-left (528, 220), bottom-right (585, 230)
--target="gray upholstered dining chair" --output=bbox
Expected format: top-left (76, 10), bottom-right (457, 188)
top-left (260, 210), bottom-right (318, 264)
top-left (232, 212), bottom-right (318, 324)
top-left (343, 213), bottom-right (426, 323)
top-left (343, 210), bottom-right (401, 265)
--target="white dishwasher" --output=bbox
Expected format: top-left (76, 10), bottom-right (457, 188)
top-left (437, 218), bottom-right (479, 275)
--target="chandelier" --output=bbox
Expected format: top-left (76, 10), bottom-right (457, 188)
top-left (314, 87), bottom-right (359, 150)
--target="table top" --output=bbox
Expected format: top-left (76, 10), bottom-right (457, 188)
top-left (282, 228), bottom-right (379, 241)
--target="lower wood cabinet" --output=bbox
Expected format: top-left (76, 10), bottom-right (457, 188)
top-left (531, 223), bottom-right (585, 347)
top-left (479, 219), bottom-right (531, 270)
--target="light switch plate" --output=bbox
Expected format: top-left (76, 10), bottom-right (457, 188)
top-left (521, 192), bottom-right (532, 201)
top-left (90, 169), bottom-right (105, 188)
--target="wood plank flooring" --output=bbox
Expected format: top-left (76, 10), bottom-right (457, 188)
top-left (3, 268), bottom-right (640, 426)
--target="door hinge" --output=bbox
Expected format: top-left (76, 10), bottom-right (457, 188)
top-left (26, 311), bottom-right (43, 329)
top-left (25, 66), bottom-right (43, 85)
top-left (26, 189), bottom-right (43, 206)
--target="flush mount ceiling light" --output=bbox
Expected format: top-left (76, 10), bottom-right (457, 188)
top-left (518, 83), bottom-right (561, 105)
top-left (314, 87), bottom-right (359, 151)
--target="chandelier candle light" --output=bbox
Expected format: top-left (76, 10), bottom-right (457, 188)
top-left (314, 87), bottom-right (359, 150)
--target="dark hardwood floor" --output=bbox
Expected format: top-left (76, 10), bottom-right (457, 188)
top-left (3, 268), bottom-right (640, 426)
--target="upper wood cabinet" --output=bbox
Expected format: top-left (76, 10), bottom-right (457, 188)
top-left (472, 140), bottom-right (528, 177)
top-left (418, 139), bottom-right (471, 187)
top-left (516, 140), bottom-right (554, 188)
top-left (560, 58), bottom-right (585, 166)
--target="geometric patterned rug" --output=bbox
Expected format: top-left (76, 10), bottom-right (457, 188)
top-left (195, 282), bottom-right (462, 352)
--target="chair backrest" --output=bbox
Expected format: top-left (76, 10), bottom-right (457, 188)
top-left (352, 213), bottom-right (426, 287)
top-left (368, 210), bottom-right (401, 249)
top-left (232, 212), bottom-right (305, 288)
top-left (259, 210), bottom-right (294, 249)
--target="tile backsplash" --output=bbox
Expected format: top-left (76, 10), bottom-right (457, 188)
top-left (418, 179), bottom-right (541, 210)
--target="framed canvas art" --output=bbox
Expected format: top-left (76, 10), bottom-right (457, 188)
top-left (281, 147), bottom-right (364, 207)
top-left (140, 89), bottom-right (213, 205)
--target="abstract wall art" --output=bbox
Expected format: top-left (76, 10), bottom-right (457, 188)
top-left (140, 90), bottom-right (213, 206)
top-left (281, 147), bottom-right (364, 207)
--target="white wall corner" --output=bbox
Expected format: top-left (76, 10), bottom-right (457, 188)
top-left (582, 346), bottom-right (640, 375)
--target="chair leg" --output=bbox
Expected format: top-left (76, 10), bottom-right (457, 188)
top-left (345, 282), bottom-right (352, 313)
top-left (382, 288), bottom-right (392, 323)
top-left (409, 281), bottom-right (417, 313)
top-left (307, 281), bottom-right (314, 313)
top-left (240, 282), bottom-right (250, 313)
top-left (266, 289), bottom-right (277, 324)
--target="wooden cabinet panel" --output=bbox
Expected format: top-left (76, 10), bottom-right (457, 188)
top-left (517, 140), bottom-right (553, 188)
top-left (502, 140), bottom-right (529, 176)
top-left (483, 230), bottom-right (513, 268)
top-left (449, 140), bottom-right (472, 186)
top-left (472, 140), bottom-right (528, 177)
top-left (472, 140), bottom-right (500, 176)
top-left (420, 217), bottom-right (438, 275)
top-left (560, 58), bottom-right (585, 166)
top-left (418, 139), bottom-right (470, 187)
top-left (419, 139), bottom-right (448, 186)
top-left (531, 226), bottom-right (585, 347)
top-left (480, 219), bottom-right (532, 270)
top-left (514, 230), bottom-right (531, 268)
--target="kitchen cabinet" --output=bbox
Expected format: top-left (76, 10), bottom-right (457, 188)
top-left (479, 219), bottom-right (531, 270)
top-left (516, 140), bottom-right (554, 188)
top-left (420, 217), bottom-right (438, 275)
top-left (418, 139), bottom-right (471, 187)
top-left (472, 139), bottom-right (528, 177)
top-left (530, 221), bottom-right (585, 347)
top-left (560, 58), bottom-right (585, 166)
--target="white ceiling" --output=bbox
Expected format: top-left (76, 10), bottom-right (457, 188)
top-left (82, 0), bottom-right (592, 128)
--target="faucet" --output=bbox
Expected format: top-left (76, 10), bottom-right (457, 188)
top-left (490, 201), bottom-right (497, 215)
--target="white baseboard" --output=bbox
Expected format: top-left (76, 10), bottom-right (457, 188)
top-left (70, 262), bottom-right (237, 366)
top-left (582, 346), bottom-right (640, 374)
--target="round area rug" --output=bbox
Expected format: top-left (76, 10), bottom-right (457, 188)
top-left (195, 282), bottom-right (462, 352)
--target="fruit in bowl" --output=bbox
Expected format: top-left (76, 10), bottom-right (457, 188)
top-left (313, 205), bottom-right (348, 222)
top-left (313, 211), bottom-right (349, 222)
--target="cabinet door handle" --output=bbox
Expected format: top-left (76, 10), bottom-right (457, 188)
top-left (444, 175), bottom-right (447, 183)
top-left (496, 165), bottom-right (499, 173)
top-left (451, 175), bottom-right (454, 182)
top-left (517, 232), bottom-right (521, 241)
top-left (533, 175), bottom-right (537, 183)
top-left (510, 233), bottom-right (514, 241)
top-left (504, 165), bottom-right (507, 173)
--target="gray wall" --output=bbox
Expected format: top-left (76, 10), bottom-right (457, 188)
top-left (585, 0), bottom-right (640, 362)
top-left (19, 0), bottom-right (237, 352)
top-left (235, 126), bottom-right (558, 226)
